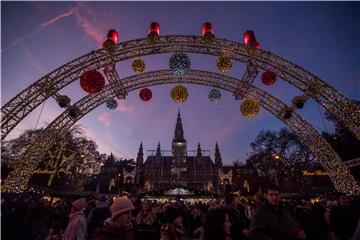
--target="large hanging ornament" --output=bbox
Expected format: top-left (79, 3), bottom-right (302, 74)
top-left (261, 70), bottom-right (277, 86)
top-left (148, 22), bottom-right (160, 43)
top-left (240, 98), bottom-right (260, 118)
top-left (169, 53), bottom-right (191, 76)
top-left (171, 85), bottom-right (188, 104)
top-left (216, 55), bottom-right (232, 72)
top-left (80, 70), bottom-right (105, 94)
top-left (202, 22), bottom-right (215, 43)
top-left (106, 98), bottom-right (118, 110)
top-left (139, 88), bottom-right (152, 101)
top-left (132, 59), bottom-right (145, 73)
top-left (208, 89), bottom-right (221, 102)
top-left (57, 95), bottom-right (71, 108)
top-left (292, 96), bottom-right (306, 109)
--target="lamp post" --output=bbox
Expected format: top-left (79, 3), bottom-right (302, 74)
top-left (272, 154), bottom-right (281, 186)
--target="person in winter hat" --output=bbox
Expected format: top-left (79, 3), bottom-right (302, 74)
top-left (62, 198), bottom-right (87, 240)
top-left (161, 207), bottom-right (189, 240)
top-left (94, 196), bottom-right (135, 240)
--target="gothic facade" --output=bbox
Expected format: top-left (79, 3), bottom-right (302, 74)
top-left (135, 111), bottom-right (259, 194)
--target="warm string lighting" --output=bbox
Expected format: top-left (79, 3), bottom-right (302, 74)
top-left (2, 129), bottom-right (69, 193)
top-left (216, 55), bottom-right (232, 72)
top-left (171, 85), bottom-right (189, 104)
top-left (240, 98), bottom-right (260, 118)
top-left (132, 59), bottom-right (146, 73)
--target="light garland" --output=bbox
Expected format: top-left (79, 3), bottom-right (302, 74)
top-left (216, 55), bottom-right (232, 72)
top-left (132, 59), bottom-right (145, 73)
top-left (208, 89), bottom-right (221, 102)
top-left (169, 53), bottom-right (191, 76)
top-left (106, 98), bottom-right (118, 110)
top-left (170, 85), bottom-right (188, 104)
top-left (240, 98), bottom-right (260, 118)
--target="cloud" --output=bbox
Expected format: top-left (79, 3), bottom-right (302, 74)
top-left (1, 5), bottom-right (77, 52)
top-left (97, 112), bottom-right (111, 126)
top-left (115, 101), bottom-right (135, 114)
top-left (72, 3), bottom-right (106, 45)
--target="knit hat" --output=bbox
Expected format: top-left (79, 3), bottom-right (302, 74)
top-left (111, 197), bottom-right (135, 220)
top-left (72, 198), bottom-right (87, 211)
top-left (165, 207), bottom-right (182, 223)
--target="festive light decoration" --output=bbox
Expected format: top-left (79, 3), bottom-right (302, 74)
top-left (240, 98), bottom-right (260, 118)
top-left (80, 70), bottom-right (105, 94)
top-left (282, 107), bottom-right (293, 120)
top-left (202, 22), bottom-right (215, 42)
top-left (102, 29), bottom-right (118, 53)
top-left (102, 39), bottom-right (117, 53)
top-left (261, 70), bottom-right (277, 86)
top-left (57, 95), bottom-right (70, 108)
top-left (148, 22), bottom-right (160, 43)
top-left (169, 53), bottom-right (191, 75)
top-left (244, 30), bottom-right (260, 49)
top-left (139, 88), bottom-right (152, 101)
top-left (132, 59), bottom-right (145, 73)
top-left (106, 98), bottom-right (118, 110)
top-left (68, 105), bottom-right (80, 118)
top-left (171, 85), bottom-right (188, 103)
top-left (216, 55), bottom-right (232, 72)
top-left (107, 29), bottom-right (119, 43)
top-left (208, 89), bottom-right (221, 102)
top-left (292, 96), bottom-right (306, 109)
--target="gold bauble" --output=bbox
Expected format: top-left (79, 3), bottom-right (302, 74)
top-left (216, 55), bottom-right (232, 72)
top-left (132, 59), bottom-right (145, 73)
top-left (240, 98), bottom-right (260, 118)
top-left (170, 85), bottom-right (188, 104)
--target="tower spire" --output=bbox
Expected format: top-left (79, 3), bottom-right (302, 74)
top-left (173, 109), bottom-right (185, 142)
top-left (136, 142), bottom-right (144, 184)
top-left (156, 142), bottom-right (161, 158)
top-left (197, 142), bottom-right (203, 158)
top-left (215, 142), bottom-right (223, 167)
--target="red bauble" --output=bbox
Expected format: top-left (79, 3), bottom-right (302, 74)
top-left (139, 88), bottom-right (152, 101)
top-left (80, 70), bottom-right (105, 94)
top-left (261, 70), bottom-right (277, 86)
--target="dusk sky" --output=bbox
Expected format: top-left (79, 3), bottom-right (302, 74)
top-left (1, 2), bottom-right (359, 165)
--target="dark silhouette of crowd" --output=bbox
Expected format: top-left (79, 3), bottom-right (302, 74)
top-left (2, 185), bottom-right (360, 240)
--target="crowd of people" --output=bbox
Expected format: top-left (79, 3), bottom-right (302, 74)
top-left (2, 184), bottom-right (360, 240)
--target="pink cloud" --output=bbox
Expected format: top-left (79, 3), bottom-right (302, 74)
top-left (72, 3), bottom-right (106, 45)
top-left (115, 101), bottom-right (135, 114)
top-left (97, 112), bottom-right (111, 126)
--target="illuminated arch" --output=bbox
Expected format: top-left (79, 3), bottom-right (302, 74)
top-left (2, 36), bottom-right (359, 140)
top-left (2, 70), bottom-right (358, 194)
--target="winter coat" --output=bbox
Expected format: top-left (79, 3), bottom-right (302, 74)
top-left (329, 205), bottom-right (359, 240)
top-left (62, 211), bottom-right (87, 240)
top-left (250, 201), bottom-right (302, 240)
top-left (94, 223), bottom-right (134, 240)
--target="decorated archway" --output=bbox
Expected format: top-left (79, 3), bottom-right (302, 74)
top-left (2, 34), bottom-right (359, 194)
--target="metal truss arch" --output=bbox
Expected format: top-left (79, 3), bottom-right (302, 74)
top-left (2, 69), bottom-right (358, 194)
top-left (2, 35), bottom-right (359, 140)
